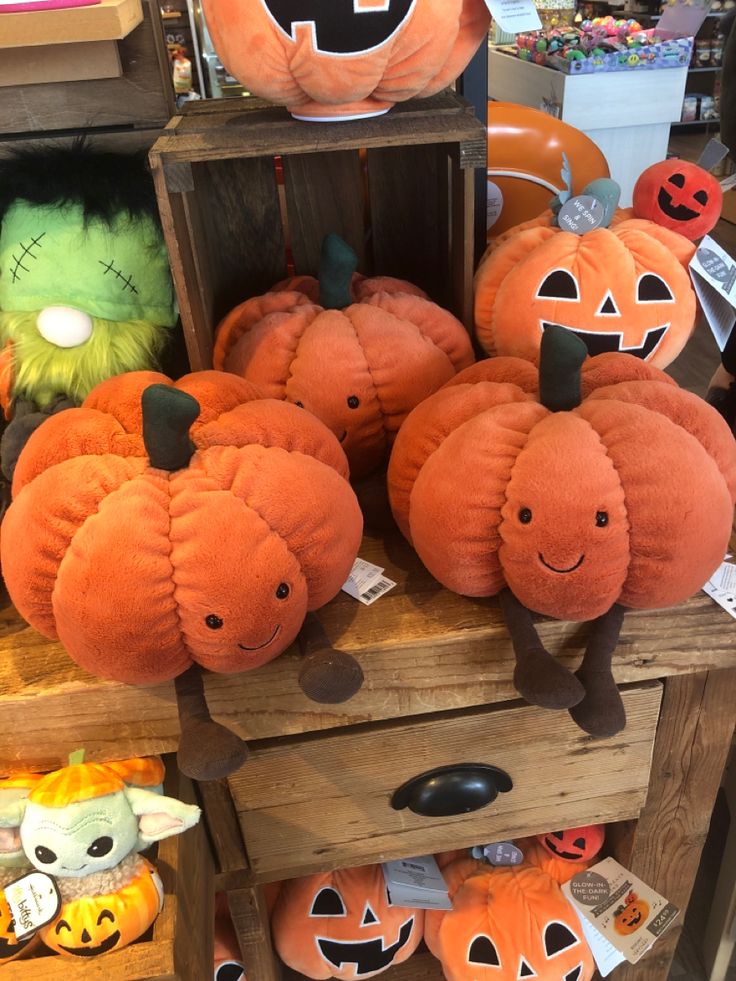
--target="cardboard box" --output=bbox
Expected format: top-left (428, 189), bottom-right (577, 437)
top-left (0, 0), bottom-right (142, 48)
top-left (0, 39), bottom-right (121, 85)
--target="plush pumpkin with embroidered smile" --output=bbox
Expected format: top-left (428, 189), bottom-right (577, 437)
top-left (633, 158), bottom-right (723, 242)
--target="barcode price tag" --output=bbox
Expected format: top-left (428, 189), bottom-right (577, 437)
top-left (342, 558), bottom-right (397, 605)
top-left (702, 561), bottom-right (736, 620)
top-left (357, 577), bottom-right (397, 606)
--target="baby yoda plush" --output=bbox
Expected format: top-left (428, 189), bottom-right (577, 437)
top-left (0, 757), bottom-right (199, 959)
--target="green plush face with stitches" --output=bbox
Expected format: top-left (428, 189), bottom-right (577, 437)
top-left (0, 200), bottom-right (177, 407)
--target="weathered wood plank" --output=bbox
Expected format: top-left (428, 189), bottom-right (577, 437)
top-left (227, 887), bottom-right (280, 981)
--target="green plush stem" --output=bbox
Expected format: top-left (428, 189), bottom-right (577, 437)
top-left (583, 178), bottom-right (621, 229)
top-left (539, 324), bottom-right (588, 412)
top-left (319, 234), bottom-right (358, 310)
top-left (142, 384), bottom-right (199, 472)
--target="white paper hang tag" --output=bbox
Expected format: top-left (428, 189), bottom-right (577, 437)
top-left (702, 562), bottom-right (736, 620)
top-left (557, 195), bottom-right (606, 235)
top-left (4, 871), bottom-right (61, 939)
top-left (342, 558), bottom-right (384, 600)
top-left (383, 855), bottom-right (453, 910)
top-left (356, 576), bottom-right (397, 606)
top-left (568, 899), bottom-right (627, 977)
top-left (689, 235), bottom-right (736, 351)
top-left (482, 0), bottom-right (541, 34)
top-left (471, 841), bottom-right (524, 866)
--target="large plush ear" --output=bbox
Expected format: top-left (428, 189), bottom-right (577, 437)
top-left (0, 799), bottom-right (27, 860)
top-left (124, 786), bottom-right (201, 844)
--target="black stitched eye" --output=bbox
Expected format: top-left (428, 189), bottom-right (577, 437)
top-left (34, 845), bottom-right (56, 865)
top-left (596, 511), bottom-right (609, 527)
top-left (552, 831), bottom-right (563, 839)
top-left (276, 583), bottom-right (289, 600)
top-left (205, 614), bottom-right (223, 629)
top-left (519, 508), bottom-right (532, 524)
top-left (54, 919), bottom-right (72, 935)
top-left (295, 401), bottom-right (304, 408)
top-left (573, 837), bottom-right (586, 849)
top-left (311, 888), bottom-right (346, 916)
top-left (638, 274), bottom-right (673, 302)
top-left (537, 269), bottom-right (579, 300)
top-left (669, 173), bottom-right (685, 188)
top-left (694, 189), bottom-right (708, 206)
top-left (97, 909), bottom-right (115, 925)
top-left (347, 395), bottom-right (360, 409)
top-left (87, 836), bottom-right (113, 858)
top-left (468, 936), bottom-right (501, 966)
top-left (545, 922), bottom-right (579, 956)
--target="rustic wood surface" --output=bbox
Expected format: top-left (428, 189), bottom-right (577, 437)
top-left (0, 0), bottom-right (172, 136)
top-left (198, 777), bottom-right (250, 890)
top-left (230, 683), bottom-right (660, 882)
top-left (1, 519), bottom-right (734, 772)
top-left (228, 886), bottom-right (281, 981)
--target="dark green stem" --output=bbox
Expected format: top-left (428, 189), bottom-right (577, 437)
top-left (142, 384), bottom-right (199, 472)
top-left (539, 325), bottom-right (587, 412)
top-left (319, 233), bottom-right (358, 309)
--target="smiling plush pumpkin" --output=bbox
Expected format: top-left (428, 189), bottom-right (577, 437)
top-left (613, 892), bottom-right (650, 936)
top-left (271, 864), bottom-right (424, 979)
top-left (518, 825), bottom-right (605, 885)
top-left (474, 186), bottom-right (697, 369)
top-left (388, 327), bottom-right (736, 736)
top-left (633, 159), bottom-right (723, 242)
top-left (425, 859), bottom-right (594, 981)
top-left (1, 370), bottom-right (364, 778)
top-left (214, 235), bottom-right (474, 479)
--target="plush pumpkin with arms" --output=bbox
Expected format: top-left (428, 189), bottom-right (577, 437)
top-left (1, 371), bottom-right (364, 779)
top-left (388, 327), bottom-right (736, 736)
top-left (215, 234), bottom-right (474, 479)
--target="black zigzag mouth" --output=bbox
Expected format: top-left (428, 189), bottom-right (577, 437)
top-left (317, 917), bottom-right (414, 975)
top-left (657, 187), bottom-right (700, 222)
top-left (541, 321), bottom-right (668, 360)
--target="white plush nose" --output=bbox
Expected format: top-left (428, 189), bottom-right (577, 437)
top-left (36, 306), bottom-right (93, 348)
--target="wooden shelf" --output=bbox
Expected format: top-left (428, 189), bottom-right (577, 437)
top-left (0, 0), bottom-right (142, 48)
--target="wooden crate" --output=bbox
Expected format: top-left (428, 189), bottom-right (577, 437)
top-left (148, 90), bottom-right (487, 371)
top-left (3, 766), bottom-right (213, 981)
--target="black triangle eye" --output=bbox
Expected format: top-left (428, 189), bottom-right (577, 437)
top-left (518, 957), bottom-right (536, 977)
top-left (311, 887), bottom-right (346, 917)
top-left (638, 274), bottom-right (673, 302)
top-left (565, 967), bottom-right (582, 981)
top-left (597, 292), bottom-right (619, 315)
top-left (694, 190), bottom-right (708, 206)
top-left (537, 270), bottom-right (579, 300)
top-left (573, 837), bottom-right (586, 849)
top-left (361, 903), bottom-right (378, 926)
top-left (544, 922), bottom-right (579, 957)
top-left (669, 173), bottom-right (685, 188)
top-left (552, 831), bottom-right (564, 839)
top-left (469, 935), bottom-right (501, 966)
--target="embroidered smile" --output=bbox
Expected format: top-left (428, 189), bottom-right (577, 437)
top-left (539, 553), bottom-right (585, 574)
top-left (238, 625), bottom-right (281, 651)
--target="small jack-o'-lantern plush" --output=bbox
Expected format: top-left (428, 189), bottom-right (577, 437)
top-left (474, 182), bottom-right (697, 369)
top-left (518, 825), bottom-right (604, 885)
top-left (201, 1), bottom-right (490, 120)
top-left (633, 159), bottom-right (723, 242)
top-left (1, 370), bottom-right (364, 779)
top-left (271, 864), bottom-right (424, 979)
top-left (388, 327), bottom-right (736, 737)
top-left (0, 773), bottom-right (44, 964)
top-left (613, 891), bottom-right (650, 936)
top-left (425, 858), bottom-right (595, 981)
top-left (215, 235), bottom-right (474, 479)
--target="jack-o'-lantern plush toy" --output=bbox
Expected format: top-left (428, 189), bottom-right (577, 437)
top-left (633, 159), bottom-right (723, 242)
top-left (0, 371), bottom-right (364, 779)
top-left (613, 891), bottom-right (650, 936)
top-left (517, 825), bottom-right (605, 885)
top-left (271, 864), bottom-right (424, 979)
top-left (201, 1), bottom-right (490, 120)
top-left (388, 327), bottom-right (736, 737)
top-left (0, 756), bottom-right (198, 959)
top-left (0, 773), bottom-right (44, 964)
top-left (425, 858), bottom-right (595, 981)
top-left (214, 235), bottom-right (474, 479)
top-left (474, 181), bottom-right (698, 369)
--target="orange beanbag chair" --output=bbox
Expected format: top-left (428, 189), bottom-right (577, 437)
top-left (388, 327), bottom-right (736, 738)
top-left (215, 235), bottom-right (474, 479)
top-left (425, 858), bottom-right (595, 981)
top-left (201, 1), bottom-right (491, 120)
top-left (474, 183), bottom-right (697, 369)
top-left (1, 371), bottom-right (364, 779)
top-left (270, 864), bottom-right (424, 979)
top-left (517, 824), bottom-right (605, 885)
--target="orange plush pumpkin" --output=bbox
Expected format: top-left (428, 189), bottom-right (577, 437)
top-left (40, 857), bottom-right (163, 957)
top-left (388, 328), bottom-right (736, 736)
top-left (215, 235), bottom-right (474, 479)
top-left (271, 864), bottom-right (424, 979)
top-left (474, 204), bottom-right (697, 369)
top-left (1, 371), bottom-right (364, 778)
top-left (425, 858), bottom-right (594, 981)
top-left (633, 159), bottom-right (723, 242)
top-left (613, 891), bottom-right (650, 936)
top-left (518, 825), bottom-right (605, 885)
top-left (201, 1), bottom-right (490, 120)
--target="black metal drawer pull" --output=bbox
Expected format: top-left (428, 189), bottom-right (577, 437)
top-left (391, 764), bottom-right (513, 817)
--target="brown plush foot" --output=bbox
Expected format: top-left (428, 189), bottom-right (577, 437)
top-left (177, 720), bottom-right (249, 781)
top-left (299, 649), bottom-right (364, 703)
top-left (569, 671), bottom-right (626, 739)
top-left (514, 651), bottom-right (585, 710)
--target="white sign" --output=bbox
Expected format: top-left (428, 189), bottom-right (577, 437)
top-left (689, 235), bottom-right (736, 352)
top-left (483, 0), bottom-right (541, 34)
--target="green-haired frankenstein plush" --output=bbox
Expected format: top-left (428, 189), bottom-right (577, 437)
top-left (0, 143), bottom-right (177, 480)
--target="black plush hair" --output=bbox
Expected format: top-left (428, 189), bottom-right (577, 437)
top-left (0, 139), bottom-right (158, 225)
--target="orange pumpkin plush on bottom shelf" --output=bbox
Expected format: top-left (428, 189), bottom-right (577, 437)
top-left (0, 371), bottom-right (364, 779)
top-left (271, 864), bottom-right (424, 979)
top-left (426, 859), bottom-right (594, 981)
top-left (388, 327), bottom-right (736, 737)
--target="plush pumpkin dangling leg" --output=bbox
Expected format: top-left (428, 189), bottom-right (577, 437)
top-left (569, 603), bottom-right (626, 737)
top-left (298, 612), bottom-right (364, 703)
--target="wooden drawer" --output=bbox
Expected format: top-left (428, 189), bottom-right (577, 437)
top-left (4, 768), bottom-right (213, 981)
top-left (231, 681), bottom-right (662, 882)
